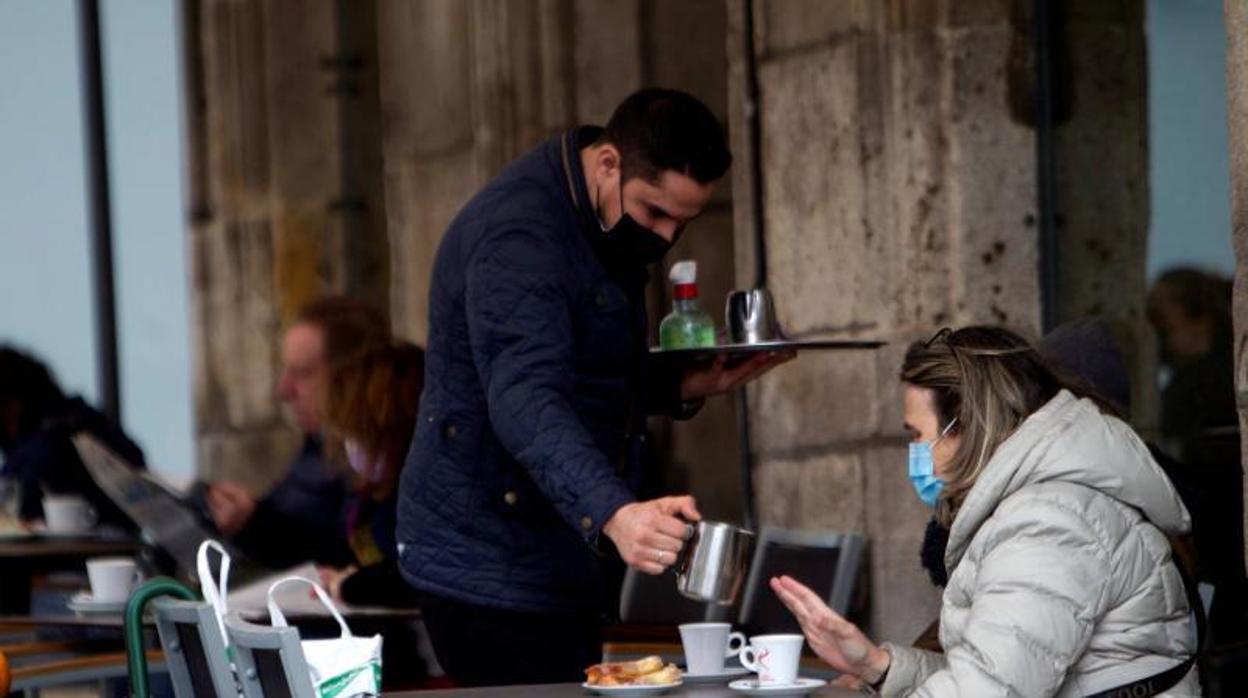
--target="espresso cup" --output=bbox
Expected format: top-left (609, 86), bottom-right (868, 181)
top-left (43, 495), bottom-right (97, 534)
top-left (679, 622), bottom-right (746, 675)
top-left (86, 557), bottom-right (141, 603)
top-left (739, 634), bottom-right (804, 686)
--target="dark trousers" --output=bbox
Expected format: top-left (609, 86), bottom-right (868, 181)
top-left (422, 595), bottom-right (602, 686)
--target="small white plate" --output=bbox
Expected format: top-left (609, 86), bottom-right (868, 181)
top-left (681, 667), bottom-right (751, 683)
top-left (728, 677), bottom-right (828, 696)
top-left (67, 592), bottom-right (127, 615)
top-left (581, 681), bottom-right (683, 695)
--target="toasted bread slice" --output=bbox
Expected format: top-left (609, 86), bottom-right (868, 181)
top-left (632, 664), bottom-right (681, 685)
top-left (585, 656), bottom-right (666, 684)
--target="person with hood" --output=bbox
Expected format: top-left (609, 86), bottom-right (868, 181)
top-left (770, 326), bottom-right (1200, 696)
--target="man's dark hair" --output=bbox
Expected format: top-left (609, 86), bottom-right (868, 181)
top-left (601, 88), bottom-right (732, 185)
top-left (293, 296), bottom-right (391, 369)
top-left (0, 345), bottom-right (66, 444)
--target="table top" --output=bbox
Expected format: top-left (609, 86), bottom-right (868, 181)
top-left (387, 682), bottom-right (857, 697)
top-left (0, 535), bottom-right (140, 559)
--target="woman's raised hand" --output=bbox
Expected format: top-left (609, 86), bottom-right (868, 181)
top-left (769, 575), bottom-right (891, 684)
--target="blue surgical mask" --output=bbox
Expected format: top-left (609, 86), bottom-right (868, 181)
top-left (908, 419), bottom-right (957, 507)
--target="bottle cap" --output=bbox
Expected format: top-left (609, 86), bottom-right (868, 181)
top-left (669, 261), bottom-right (698, 300)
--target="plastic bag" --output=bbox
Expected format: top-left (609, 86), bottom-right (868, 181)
top-left (267, 576), bottom-right (383, 697)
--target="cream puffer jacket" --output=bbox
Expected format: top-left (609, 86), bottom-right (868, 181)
top-left (881, 390), bottom-right (1200, 697)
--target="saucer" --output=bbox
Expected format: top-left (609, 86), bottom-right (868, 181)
top-left (581, 680), bottom-right (682, 695)
top-left (67, 592), bottom-right (128, 615)
top-left (681, 666), bottom-right (750, 683)
top-left (728, 677), bottom-right (827, 696)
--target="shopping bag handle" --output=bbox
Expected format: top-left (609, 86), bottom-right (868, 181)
top-left (266, 576), bottom-right (352, 638)
top-left (196, 539), bottom-right (231, 636)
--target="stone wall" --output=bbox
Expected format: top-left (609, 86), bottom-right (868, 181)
top-left (1226, 0), bottom-right (1248, 571)
top-left (726, 0), bottom-right (1148, 643)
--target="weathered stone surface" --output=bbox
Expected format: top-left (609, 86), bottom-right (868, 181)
top-left (197, 425), bottom-right (300, 492)
top-left (758, 43), bottom-right (891, 337)
top-left (573, 0), bottom-right (643, 124)
top-left (376, 0), bottom-right (474, 159)
top-left (1226, 0), bottom-right (1248, 572)
top-left (754, 452), bottom-right (865, 531)
top-left (748, 352), bottom-right (879, 453)
top-left (759, 0), bottom-right (868, 55)
top-left (386, 153), bottom-right (480, 344)
top-left (944, 25), bottom-right (1041, 332)
top-left (645, 0), bottom-right (730, 123)
top-left (195, 221), bottom-right (281, 432)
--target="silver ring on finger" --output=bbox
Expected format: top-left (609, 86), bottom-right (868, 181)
top-left (654, 549), bottom-right (665, 564)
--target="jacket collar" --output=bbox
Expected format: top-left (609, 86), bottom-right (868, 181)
top-left (944, 390), bottom-right (1191, 571)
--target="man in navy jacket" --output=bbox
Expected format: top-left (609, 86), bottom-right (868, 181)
top-left (398, 89), bottom-right (786, 685)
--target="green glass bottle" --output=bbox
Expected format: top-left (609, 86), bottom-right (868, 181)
top-left (659, 261), bottom-right (716, 349)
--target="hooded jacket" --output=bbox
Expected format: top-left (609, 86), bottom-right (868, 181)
top-left (881, 390), bottom-right (1200, 697)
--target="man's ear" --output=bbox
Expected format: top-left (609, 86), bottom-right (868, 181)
top-left (595, 143), bottom-right (621, 179)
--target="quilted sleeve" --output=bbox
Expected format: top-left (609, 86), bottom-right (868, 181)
top-left (899, 498), bottom-right (1113, 697)
top-left (465, 224), bottom-right (635, 541)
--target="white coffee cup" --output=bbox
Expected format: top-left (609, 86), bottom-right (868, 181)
top-left (679, 622), bottom-right (746, 675)
top-left (43, 495), bottom-right (97, 534)
top-left (86, 557), bottom-right (141, 603)
top-left (739, 634), bottom-right (804, 686)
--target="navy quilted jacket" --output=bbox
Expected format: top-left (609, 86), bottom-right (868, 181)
top-left (397, 127), bottom-right (684, 614)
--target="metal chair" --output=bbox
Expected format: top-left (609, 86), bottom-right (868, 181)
top-left (737, 528), bottom-right (865, 635)
top-left (225, 612), bottom-right (316, 698)
top-left (152, 598), bottom-right (237, 698)
top-left (618, 566), bottom-right (718, 625)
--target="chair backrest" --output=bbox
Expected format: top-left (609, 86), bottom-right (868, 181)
top-left (618, 566), bottom-right (717, 624)
top-left (152, 598), bottom-right (237, 698)
top-left (224, 613), bottom-right (316, 698)
top-left (737, 528), bottom-right (865, 635)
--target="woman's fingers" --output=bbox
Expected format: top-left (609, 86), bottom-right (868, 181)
top-left (774, 576), bottom-right (828, 622)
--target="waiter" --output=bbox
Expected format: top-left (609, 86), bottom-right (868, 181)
top-left (397, 88), bottom-right (788, 685)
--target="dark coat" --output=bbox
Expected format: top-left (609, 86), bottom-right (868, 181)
top-left (230, 436), bottom-right (354, 568)
top-left (397, 127), bottom-right (684, 614)
top-left (4, 396), bottom-right (145, 530)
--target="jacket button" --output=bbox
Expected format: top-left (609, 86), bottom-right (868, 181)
top-left (580, 516), bottom-right (593, 531)
top-left (504, 491), bottom-right (518, 506)
top-left (444, 423), bottom-right (458, 439)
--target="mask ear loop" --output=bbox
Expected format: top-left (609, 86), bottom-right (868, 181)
top-left (937, 417), bottom-right (958, 441)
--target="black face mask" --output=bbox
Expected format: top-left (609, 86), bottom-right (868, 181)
top-left (597, 177), bottom-right (677, 266)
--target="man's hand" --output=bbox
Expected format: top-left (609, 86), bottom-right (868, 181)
top-left (205, 482), bottom-right (257, 536)
top-left (602, 495), bottom-right (701, 575)
top-left (680, 351), bottom-right (795, 401)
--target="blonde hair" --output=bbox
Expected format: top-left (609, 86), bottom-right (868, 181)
top-left (901, 327), bottom-right (1081, 526)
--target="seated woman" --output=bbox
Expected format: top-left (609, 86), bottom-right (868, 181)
top-left (317, 341), bottom-right (424, 607)
top-left (771, 326), bottom-right (1199, 696)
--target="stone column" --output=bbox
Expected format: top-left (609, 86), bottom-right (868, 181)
top-left (1226, 0), bottom-right (1248, 570)
top-left (188, 0), bottom-right (389, 488)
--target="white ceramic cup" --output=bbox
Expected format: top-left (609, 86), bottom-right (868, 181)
top-left (86, 557), bottom-right (141, 603)
top-left (679, 622), bottom-right (746, 675)
top-left (739, 634), bottom-right (804, 686)
top-left (43, 495), bottom-right (97, 534)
